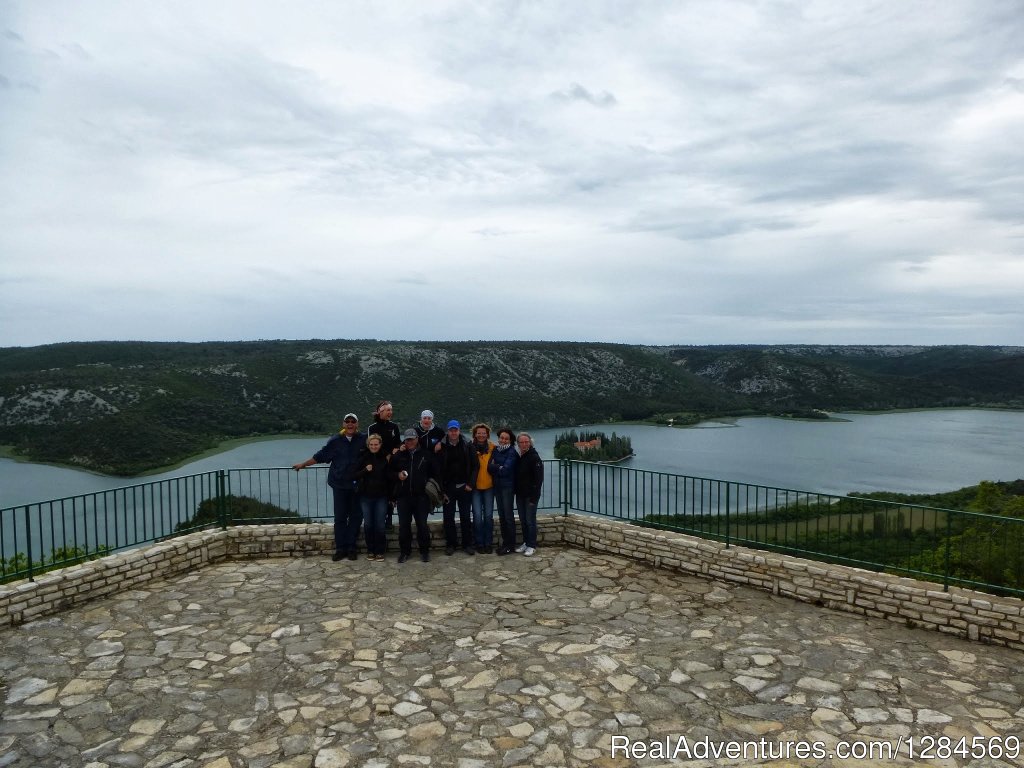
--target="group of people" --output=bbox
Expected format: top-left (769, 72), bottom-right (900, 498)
top-left (292, 401), bottom-right (545, 564)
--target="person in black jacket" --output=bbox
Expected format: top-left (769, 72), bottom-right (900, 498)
top-left (367, 400), bottom-right (402, 455)
top-left (437, 420), bottom-right (477, 555)
top-left (415, 409), bottom-right (445, 453)
top-left (353, 433), bottom-right (390, 561)
top-left (368, 399), bottom-right (402, 531)
top-left (292, 413), bottom-right (366, 561)
top-left (514, 432), bottom-right (544, 556)
top-left (390, 428), bottom-right (437, 563)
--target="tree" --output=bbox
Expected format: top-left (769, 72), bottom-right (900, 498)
top-left (970, 481), bottom-right (1005, 515)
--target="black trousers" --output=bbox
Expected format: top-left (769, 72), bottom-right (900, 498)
top-left (442, 482), bottom-right (472, 548)
top-left (397, 495), bottom-right (432, 555)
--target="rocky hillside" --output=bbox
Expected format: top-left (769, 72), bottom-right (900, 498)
top-left (665, 345), bottom-right (1024, 412)
top-left (0, 340), bottom-right (1021, 476)
top-left (0, 340), bottom-right (738, 475)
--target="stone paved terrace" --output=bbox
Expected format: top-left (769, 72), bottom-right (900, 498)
top-left (2, 546), bottom-right (1023, 768)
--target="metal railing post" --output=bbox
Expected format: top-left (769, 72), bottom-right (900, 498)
top-left (561, 460), bottom-right (569, 516)
top-left (217, 470), bottom-right (228, 530)
top-left (24, 505), bottom-right (34, 582)
top-left (725, 483), bottom-right (731, 549)
top-left (565, 462), bottom-right (573, 518)
top-left (943, 509), bottom-right (951, 592)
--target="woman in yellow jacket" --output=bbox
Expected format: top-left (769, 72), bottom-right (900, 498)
top-left (470, 423), bottom-right (496, 554)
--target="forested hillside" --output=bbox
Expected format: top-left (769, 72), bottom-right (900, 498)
top-left (0, 340), bottom-right (1021, 475)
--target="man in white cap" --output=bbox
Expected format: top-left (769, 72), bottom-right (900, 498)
top-left (292, 413), bottom-right (366, 561)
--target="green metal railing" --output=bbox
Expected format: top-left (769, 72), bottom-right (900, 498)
top-left (565, 461), bottom-right (1024, 597)
top-left (3, 460), bottom-right (1022, 597)
top-left (1, 470), bottom-right (228, 583)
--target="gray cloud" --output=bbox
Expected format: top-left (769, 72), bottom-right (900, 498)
top-left (550, 82), bottom-right (617, 108)
top-left (0, 0), bottom-right (1021, 347)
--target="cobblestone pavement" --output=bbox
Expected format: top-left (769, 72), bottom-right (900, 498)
top-left (1, 548), bottom-right (1022, 768)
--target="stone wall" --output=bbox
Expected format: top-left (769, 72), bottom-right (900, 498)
top-left (0, 530), bottom-right (226, 626)
top-left (2, 513), bottom-right (1022, 651)
top-left (562, 515), bottom-right (1024, 651)
top-left (221, 517), bottom-right (562, 560)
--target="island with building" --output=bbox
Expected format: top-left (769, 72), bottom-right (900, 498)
top-left (553, 429), bottom-right (634, 463)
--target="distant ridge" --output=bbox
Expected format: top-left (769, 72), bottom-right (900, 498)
top-left (0, 341), bottom-right (1021, 476)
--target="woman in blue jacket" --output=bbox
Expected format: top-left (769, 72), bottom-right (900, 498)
top-left (488, 427), bottom-right (519, 555)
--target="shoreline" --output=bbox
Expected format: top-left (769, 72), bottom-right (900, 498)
top-left (598, 452), bottom-right (636, 465)
top-left (0, 433), bottom-right (325, 480)
top-left (132, 433), bottom-right (327, 477)
top-left (4, 404), bottom-right (1023, 480)
top-left (622, 404), bottom-right (1024, 430)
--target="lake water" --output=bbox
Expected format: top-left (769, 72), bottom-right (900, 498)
top-left (2, 409), bottom-right (1022, 509)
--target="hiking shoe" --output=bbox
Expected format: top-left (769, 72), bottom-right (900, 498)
top-left (464, 547), bottom-right (475, 556)
top-left (514, 544), bottom-right (527, 553)
top-left (398, 553), bottom-right (410, 564)
top-left (331, 552), bottom-right (344, 562)
top-left (420, 552), bottom-right (430, 563)
top-left (523, 547), bottom-right (536, 557)
top-left (445, 546), bottom-right (455, 556)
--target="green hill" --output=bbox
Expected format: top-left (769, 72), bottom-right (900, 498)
top-left (1, 340), bottom-right (1021, 475)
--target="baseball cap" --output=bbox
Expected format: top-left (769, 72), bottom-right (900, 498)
top-left (447, 420), bottom-right (460, 430)
top-left (402, 428), bottom-right (419, 440)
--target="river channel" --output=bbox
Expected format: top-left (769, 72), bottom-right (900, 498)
top-left (2, 409), bottom-right (1022, 510)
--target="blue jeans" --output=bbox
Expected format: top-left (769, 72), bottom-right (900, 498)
top-left (515, 494), bottom-right (538, 549)
top-left (361, 496), bottom-right (388, 556)
top-left (495, 487), bottom-right (516, 551)
top-left (472, 487), bottom-right (495, 550)
top-left (331, 487), bottom-right (362, 555)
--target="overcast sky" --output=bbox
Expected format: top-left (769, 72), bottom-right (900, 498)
top-left (1, 1), bottom-right (1022, 348)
